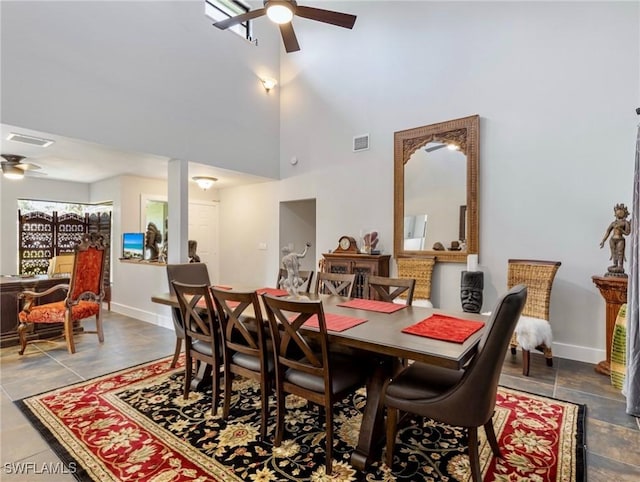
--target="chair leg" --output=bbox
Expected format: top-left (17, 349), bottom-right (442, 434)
top-left (96, 313), bottom-right (104, 343)
top-left (385, 407), bottom-right (398, 467)
top-left (467, 426), bottom-right (482, 482)
top-left (522, 349), bottom-right (531, 376)
top-left (484, 420), bottom-right (502, 458)
top-left (184, 353), bottom-right (193, 399)
top-left (17, 322), bottom-right (29, 355)
top-left (222, 364), bottom-right (233, 420)
top-left (259, 376), bottom-right (269, 440)
top-left (170, 337), bottom-right (182, 368)
top-left (274, 383), bottom-right (285, 447)
top-left (324, 401), bottom-right (334, 475)
top-left (543, 344), bottom-right (553, 367)
top-left (64, 313), bottom-right (76, 354)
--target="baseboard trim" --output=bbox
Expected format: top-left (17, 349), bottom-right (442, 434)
top-left (111, 303), bottom-right (173, 330)
top-left (552, 341), bottom-right (605, 365)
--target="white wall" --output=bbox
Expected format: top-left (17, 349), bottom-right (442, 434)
top-left (220, 1), bottom-right (640, 364)
top-left (0, 0), bottom-right (281, 179)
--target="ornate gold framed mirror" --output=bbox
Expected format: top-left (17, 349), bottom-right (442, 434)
top-left (393, 115), bottom-right (479, 262)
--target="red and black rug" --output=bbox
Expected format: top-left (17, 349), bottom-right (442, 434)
top-left (16, 357), bottom-right (586, 481)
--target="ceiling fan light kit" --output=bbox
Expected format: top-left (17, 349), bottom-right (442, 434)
top-left (1, 154), bottom-right (43, 180)
top-left (213, 0), bottom-right (356, 53)
top-left (2, 164), bottom-right (25, 180)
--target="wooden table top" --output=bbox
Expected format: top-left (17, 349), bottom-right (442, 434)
top-left (152, 291), bottom-right (487, 371)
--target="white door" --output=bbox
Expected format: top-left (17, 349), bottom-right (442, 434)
top-left (188, 201), bottom-right (219, 284)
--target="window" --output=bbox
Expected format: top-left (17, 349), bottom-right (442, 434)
top-left (205, 0), bottom-right (253, 41)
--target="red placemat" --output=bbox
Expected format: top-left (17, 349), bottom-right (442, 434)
top-left (303, 313), bottom-right (367, 332)
top-left (196, 298), bottom-right (239, 309)
top-left (402, 314), bottom-right (484, 343)
top-left (337, 298), bottom-right (406, 313)
top-left (255, 287), bottom-right (289, 297)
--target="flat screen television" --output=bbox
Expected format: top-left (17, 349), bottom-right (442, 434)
top-left (122, 232), bottom-right (144, 260)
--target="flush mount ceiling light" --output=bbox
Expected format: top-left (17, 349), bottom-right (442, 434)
top-left (193, 176), bottom-right (218, 190)
top-left (261, 77), bottom-right (277, 92)
top-left (266, 1), bottom-right (294, 24)
top-left (6, 132), bottom-right (55, 148)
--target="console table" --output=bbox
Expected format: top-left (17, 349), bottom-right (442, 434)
top-left (592, 275), bottom-right (628, 376)
top-left (0, 275), bottom-right (69, 347)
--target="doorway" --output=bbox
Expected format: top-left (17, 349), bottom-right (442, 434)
top-left (279, 199), bottom-right (316, 272)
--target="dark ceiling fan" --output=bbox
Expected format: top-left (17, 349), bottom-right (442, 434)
top-left (213, 0), bottom-right (357, 53)
top-left (1, 154), bottom-right (44, 179)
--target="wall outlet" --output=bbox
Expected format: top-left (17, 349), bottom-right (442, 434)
top-left (258, 242), bottom-right (267, 250)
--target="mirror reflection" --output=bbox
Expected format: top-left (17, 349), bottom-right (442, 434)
top-left (394, 115), bottom-right (479, 263)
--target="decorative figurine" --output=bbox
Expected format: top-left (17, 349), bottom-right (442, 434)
top-left (600, 203), bottom-right (631, 277)
top-left (280, 242), bottom-right (312, 297)
top-left (461, 271), bottom-right (484, 313)
top-left (145, 222), bottom-right (162, 261)
top-left (188, 240), bottom-right (200, 263)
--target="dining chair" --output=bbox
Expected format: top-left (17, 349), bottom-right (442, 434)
top-left (396, 257), bottom-right (435, 307)
top-left (172, 281), bottom-right (222, 415)
top-left (166, 263), bottom-right (211, 368)
top-left (507, 259), bottom-right (561, 376)
top-left (17, 233), bottom-right (107, 355)
top-left (315, 272), bottom-right (356, 297)
top-left (211, 287), bottom-right (274, 439)
top-left (383, 284), bottom-right (527, 482)
top-left (261, 294), bottom-right (367, 475)
top-left (277, 268), bottom-right (314, 293)
top-left (364, 275), bottom-right (416, 305)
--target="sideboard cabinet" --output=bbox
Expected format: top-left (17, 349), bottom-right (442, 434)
top-left (321, 253), bottom-right (390, 299)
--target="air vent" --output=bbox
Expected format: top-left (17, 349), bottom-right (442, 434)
top-left (6, 132), bottom-right (55, 147)
top-left (353, 134), bottom-right (370, 152)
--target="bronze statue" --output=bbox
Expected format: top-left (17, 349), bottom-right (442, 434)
top-left (145, 222), bottom-right (162, 261)
top-left (280, 242), bottom-right (311, 297)
top-left (600, 203), bottom-right (631, 277)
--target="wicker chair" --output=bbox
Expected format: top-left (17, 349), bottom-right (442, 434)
top-left (396, 257), bottom-right (435, 307)
top-left (507, 259), bottom-right (561, 376)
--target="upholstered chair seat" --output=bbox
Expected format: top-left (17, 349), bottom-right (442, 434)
top-left (285, 354), bottom-right (365, 393)
top-left (385, 363), bottom-right (465, 401)
top-left (19, 300), bottom-right (99, 324)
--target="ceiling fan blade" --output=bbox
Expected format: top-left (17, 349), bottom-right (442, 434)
top-left (17, 162), bottom-right (42, 171)
top-left (295, 6), bottom-right (357, 29)
top-left (213, 8), bottom-right (266, 30)
top-left (279, 22), bottom-right (300, 53)
top-left (425, 144), bottom-right (446, 153)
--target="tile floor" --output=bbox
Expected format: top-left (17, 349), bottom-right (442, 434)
top-left (1, 311), bottom-right (639, 481)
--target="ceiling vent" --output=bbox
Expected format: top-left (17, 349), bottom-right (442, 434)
top-left (6, 132), bottom-right (55, 148)
top-left (353, 134), bottom-right (370, 152)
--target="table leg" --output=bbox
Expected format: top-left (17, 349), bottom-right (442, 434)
top-left (191, 361), bottom-right (212, 391)
top-left (351, 356), bottom-right (393, 470)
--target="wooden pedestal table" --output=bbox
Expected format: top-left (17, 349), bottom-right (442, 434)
top-left (592, 275), bottom-right (628, 376)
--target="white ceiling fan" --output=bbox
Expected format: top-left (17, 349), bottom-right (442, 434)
top-left (1, 154), bottom-right (46, 179)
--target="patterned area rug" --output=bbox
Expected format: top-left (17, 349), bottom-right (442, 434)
top-left (16, 357), bottom-right (586, 481)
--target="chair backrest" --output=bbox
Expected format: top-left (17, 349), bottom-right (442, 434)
top-left (315, 272), bottom-right (356, 297)
top-left (438, 285), bottom-right (527, 427)
top-left (364, 275), bottom-right (416, 305)
top-left (172, 281), bottom-right (219, 348)
top-left (262, 295), bottom-right (331, 384)
top-left (211, 288), bottom-right (267, 363)
top-left (68, 234), bottom-right (106, 303)
top-left (396, 257), bottom-right (435, 301)
top-left (167, 263), bottom-right (211, 295)
top-left (507, 259), bottom-right (560, 320)
top-left (277, 268), bottom-right (315, 293)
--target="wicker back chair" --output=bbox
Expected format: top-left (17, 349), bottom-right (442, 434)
top-left (507, 259), bottom-right (561, 376)
top-left (396, 257), bottom-right (435, 307)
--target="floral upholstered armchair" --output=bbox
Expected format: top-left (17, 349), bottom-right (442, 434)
top-left (18, 233), bottom-right (107, 355)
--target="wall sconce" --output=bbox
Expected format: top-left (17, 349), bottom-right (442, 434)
top-left (261, 77), bottom-right (277, 92)
top-left (192, 176), bottom-right (218, 190)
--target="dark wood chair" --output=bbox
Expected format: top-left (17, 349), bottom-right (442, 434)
top-left (261, 295), bottom-right (367, 475)
top-left (172, 281), bottom-right (222, 415)
top-left (166, 263), bottom-right (211, 368)
top-left (211, 287), bottom-right (273, 439)
top-left (364, 275), bottom-right (416, 305)
top-left (383, 285), bottom-right (528, 482)
top-left (18, 233), bottom-right (107, 355)
top-left (277, 268), bottom-right (314, 293)
top-left (314, 272), bottom-right (356, 297)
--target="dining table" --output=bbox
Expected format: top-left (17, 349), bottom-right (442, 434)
top-left (151, 289), bottom-right (487, 470)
